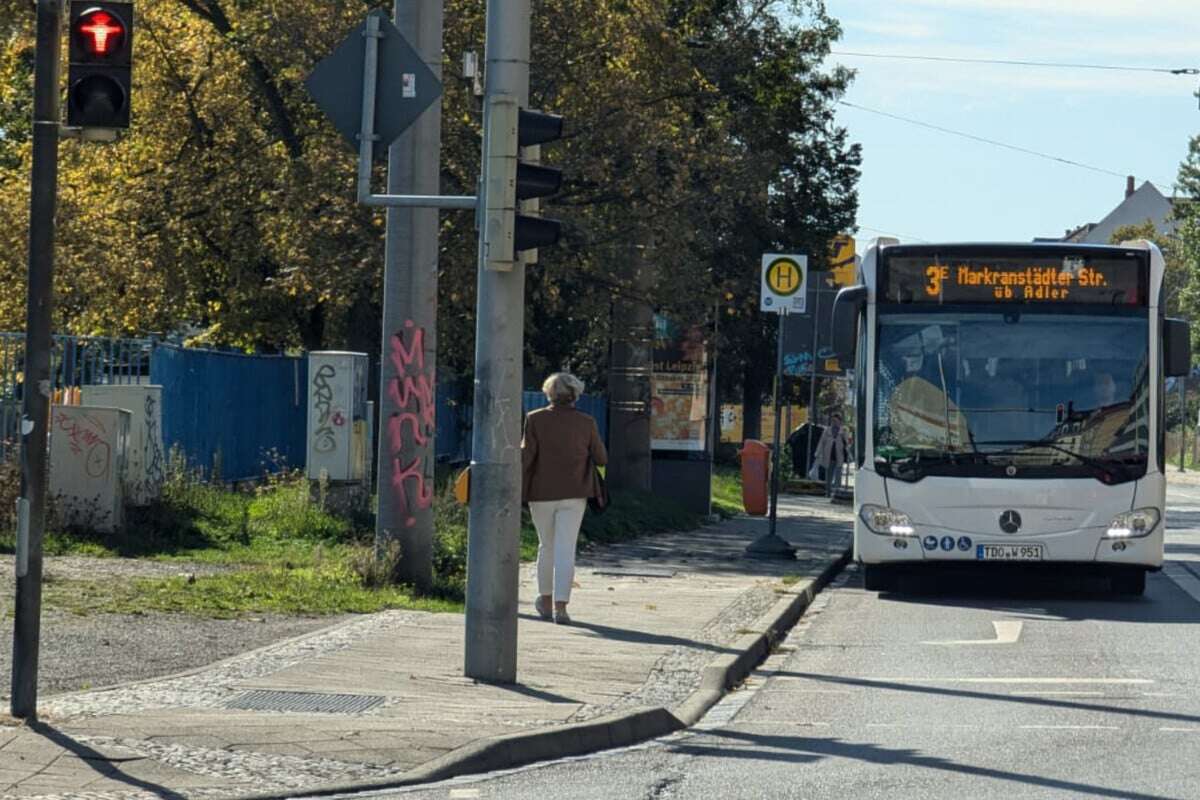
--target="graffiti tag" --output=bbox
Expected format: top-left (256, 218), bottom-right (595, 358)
top-left (312, 363), bottom-right (338, 453)
top-left (387, 321), bottom-right (435, 527)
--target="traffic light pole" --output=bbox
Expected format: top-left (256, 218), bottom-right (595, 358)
top-left (12, 0), bottom-right (63, 720)
top-left (464, 0), bottom-right (530, 683)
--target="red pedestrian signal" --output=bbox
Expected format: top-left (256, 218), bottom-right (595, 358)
top-left (67, 2), bottom-right (134, 130)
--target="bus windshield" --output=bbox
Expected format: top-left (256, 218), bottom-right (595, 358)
top-left (874, 311), bottom-right (1149, 482)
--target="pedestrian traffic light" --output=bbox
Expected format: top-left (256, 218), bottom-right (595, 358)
top-left (67, 1), bottom-right (134, 130)
top-left (482, 95), bottom-right (563, 271)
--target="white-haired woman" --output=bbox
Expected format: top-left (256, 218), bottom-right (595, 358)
top-left (521, 372), bottom-right (607, 625)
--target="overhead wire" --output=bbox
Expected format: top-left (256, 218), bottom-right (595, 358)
top-left (837, 100), bottom-right (1178, 190)
top-left (830, 50), bottom-right (1199, 76)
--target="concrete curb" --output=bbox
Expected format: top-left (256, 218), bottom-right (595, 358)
top-left (235, 544), bottom-right (852, 800)
top-left (673, 545), bottom-right (851, 726)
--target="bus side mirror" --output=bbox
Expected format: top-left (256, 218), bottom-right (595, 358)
top-left (832, 285), bottom-right (867, 360)
top-left (1165, 318), bottom-right (1191, 378)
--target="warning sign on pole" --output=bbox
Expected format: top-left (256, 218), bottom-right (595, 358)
top-left (760, 253), bottom-right (807, 314)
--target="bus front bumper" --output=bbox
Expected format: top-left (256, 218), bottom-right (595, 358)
top-left (853, 470), bottom-right (1165, 570)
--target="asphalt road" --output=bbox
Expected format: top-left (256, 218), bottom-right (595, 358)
top-left (373, 485), bottom-right (1200, 800)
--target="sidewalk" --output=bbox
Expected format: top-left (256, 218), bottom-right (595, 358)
top-left (0, 495), bottom-right (852, 800)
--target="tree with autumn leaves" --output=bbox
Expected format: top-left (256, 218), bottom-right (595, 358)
top-left (0, 0), bottom-right (859, 411)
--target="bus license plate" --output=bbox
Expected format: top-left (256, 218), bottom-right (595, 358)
top-left (976, 544), bottom-right (1044, 561)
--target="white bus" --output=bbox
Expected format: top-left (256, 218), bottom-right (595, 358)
top-left (833, 240), bottom-right (1190, 595)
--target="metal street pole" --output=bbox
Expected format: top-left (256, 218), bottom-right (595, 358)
top-left (804, 281), bottom-right (823, 475)
top-left (12, 0), bottom-right (63, 719)
top-left (1180, 377), bottom-right (1187, 472)
top-left (374, 0), bottom-right (444, 591)
top-left (745, 311), bottom-right (796, 559)
top-left (464, 0), bottom-right (530, 682)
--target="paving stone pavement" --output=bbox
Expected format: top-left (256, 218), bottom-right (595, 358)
top-left (1, 496), bottom-right (852, 799)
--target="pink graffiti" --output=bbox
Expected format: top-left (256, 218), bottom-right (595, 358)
top-left (388, 413), bottom-right (428, 449)
top-left (387, 321), bottom-right (436, 525)
top-left (55, 411), bottom-right (113, 479)
top-left (391, 456), bottom-right (434, 524)
top-left (386, 373), bottom-right (435, 425)
top-left (389, 320), bottom-right (425, 373)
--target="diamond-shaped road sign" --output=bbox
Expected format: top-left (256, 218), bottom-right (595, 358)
top-left (305, 10), bottom-right (442, 154)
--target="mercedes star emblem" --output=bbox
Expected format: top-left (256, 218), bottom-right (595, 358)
top-left (999, 510), bottom-right (1022, 534)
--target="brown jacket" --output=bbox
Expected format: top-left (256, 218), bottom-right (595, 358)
top-left (522, 404), bottom-right (608, 502)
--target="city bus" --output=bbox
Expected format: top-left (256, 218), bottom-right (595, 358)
top-left (832, 239), bottom-right (1190, 595)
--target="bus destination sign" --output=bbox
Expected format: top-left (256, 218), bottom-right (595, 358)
top-left (883, 255), bottom-right (1147, 306)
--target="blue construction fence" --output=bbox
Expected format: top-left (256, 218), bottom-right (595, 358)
top-left (151, 344), bottom-right (309, 480)
top-left (0, 333), bottom-right (609, 481)
top-left (425, 387), bottom-right (609, 465)
top-left (152, 348), bottom-right (608, 479)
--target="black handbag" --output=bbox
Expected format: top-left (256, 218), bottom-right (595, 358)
top-left (588, 465), bottom-right (609, 514)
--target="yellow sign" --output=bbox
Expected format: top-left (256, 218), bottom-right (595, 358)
top-left (829, 235), bottom-right (856, 287)
top-left (761, 252), bottom-right (808, 313)
top-left (765, 257), bottom-right (804, 296)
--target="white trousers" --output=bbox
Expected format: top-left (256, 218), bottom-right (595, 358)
top-left (529, 498), bottom-right (587, 603)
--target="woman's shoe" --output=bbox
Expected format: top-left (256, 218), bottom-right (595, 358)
top-left (553, 606), bottom-right (571, 625)
top-left (534, 595), bottom-right (553, 620)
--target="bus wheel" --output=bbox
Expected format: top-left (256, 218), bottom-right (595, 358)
top-left (1112, 569), bottom-right (1146, 597)
top-left (862, 564), bottom-right (895, 592)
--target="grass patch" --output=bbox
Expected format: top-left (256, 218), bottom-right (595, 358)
top-left (711, 465), bottom-right (743, 518)
top-left (44, 562), bottom-right (460, 618)
top-left (0, 450), bottom-right (743, 618)
top-left (581, 489), bottom-right (701, 544)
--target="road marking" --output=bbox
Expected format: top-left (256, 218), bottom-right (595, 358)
top-left (1163, 561), bottom-right (1200, 604)
top-left (1159, 727), bottom-right (1200, 733)
top-left (1009, 691), bottom-right (1105, 697)
top-left (1019, 725), bottom-right (1119, 731)
top-left (449, 790), bottom-right (481, 799)
top-left (923, 620), bottom-right (1022, 645)
top-left (864, 678), bottom-right (1154, 685)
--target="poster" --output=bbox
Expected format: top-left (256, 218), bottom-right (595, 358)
top-left (781, 273), bottom-right (844, 378)
top-left (651, 316), bottom-right (710, 452)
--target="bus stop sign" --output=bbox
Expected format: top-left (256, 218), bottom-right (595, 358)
top-left (305, 11), bottom-right (442, 153)
top-left (761, 253), bottom-right (807, 313)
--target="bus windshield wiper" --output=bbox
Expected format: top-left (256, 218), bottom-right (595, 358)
top-left (878, 447), bottom-right (987, 478)
top-left (972, 440), bottom-right (1130, 481)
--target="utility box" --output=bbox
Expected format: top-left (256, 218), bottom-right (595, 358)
top-left (306, 351), bottom-right (369, 482)
top-left (49, 406), bottom-right (131, 532)
top-left (81, 385), bottom-right (165, 506)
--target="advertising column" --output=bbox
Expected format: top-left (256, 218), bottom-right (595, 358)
top-left (649, 316), bottom-right (713, 513)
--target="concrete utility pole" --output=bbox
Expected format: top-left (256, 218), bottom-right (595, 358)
top-left (375, 0), bottom-right (444, 591)
top-left (464, 0), bottom-right (531, 683)
top-left (12, 0), bottom-right (63, 719)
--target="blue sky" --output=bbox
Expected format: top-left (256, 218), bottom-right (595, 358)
top-left (821, 0), bottom-right (1200, 250)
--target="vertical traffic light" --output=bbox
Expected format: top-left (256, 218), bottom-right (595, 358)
top-left (514, 109), bottom-right (563, 257)
top-left (482, 95), bottom-right (563, 271)
top-left (67, 1), bottom-right (133, 130)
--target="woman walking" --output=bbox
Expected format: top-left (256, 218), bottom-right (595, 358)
top-left (522, 372), bottom-right (607, 625)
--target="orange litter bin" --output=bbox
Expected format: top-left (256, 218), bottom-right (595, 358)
top-left (739, 439), bottom-right (770, 516)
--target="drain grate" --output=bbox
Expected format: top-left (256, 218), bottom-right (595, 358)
top-left (225, 690), bottom-right (385, 714)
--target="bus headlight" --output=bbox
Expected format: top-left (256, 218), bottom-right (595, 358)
top-left (1105, 508), bottom-right (1160, 539)
top-left (861, 504), bottom-right (916, 537)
